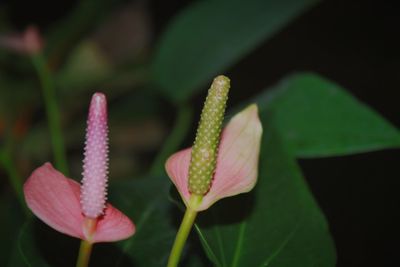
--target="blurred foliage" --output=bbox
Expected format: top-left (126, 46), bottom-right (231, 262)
top-left (0, 0), bottom-right (399, 266)
top-left (152, 0), bottom-right (319, 103)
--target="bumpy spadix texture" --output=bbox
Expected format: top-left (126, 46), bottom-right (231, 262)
top-left (166, 104), bottom-right (262, 211)
top-left (81, 93), bottom-right (109, 218)
top-left (24, 92), bottom-right (135, 243)
top-left (188, 75), bottom-right (230, 195)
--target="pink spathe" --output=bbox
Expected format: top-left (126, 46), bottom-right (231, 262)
top-left (166, 104), bottom-right (263, 211)
top-left (23, 92), bottom-right (135, 243)
top-left (81, 93), bottom-right (109, 218)
top-left (24, 163), bottom-right (134, 243)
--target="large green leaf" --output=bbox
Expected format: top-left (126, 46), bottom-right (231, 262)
top-left (152, 0), bottom-right (319, 103)
top-left (195, 124), bottom-right (336, 266)
top-left (260, 73), bottom-right (400, 157)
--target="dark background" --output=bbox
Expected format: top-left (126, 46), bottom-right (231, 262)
top-left (3, 0), bottom-right (400, 266)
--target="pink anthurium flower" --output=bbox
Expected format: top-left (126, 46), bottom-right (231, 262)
top-left (166, 104), bottom-right (263, 211)
top-left (0, 25), bottom-right (43, 55)
top-left (24, 93), bottom-right (135, 243)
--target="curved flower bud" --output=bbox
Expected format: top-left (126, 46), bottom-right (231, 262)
top-left (166, 104), bottom-right (262, 211)
top-left (24, 92), bottom-right (135, 243)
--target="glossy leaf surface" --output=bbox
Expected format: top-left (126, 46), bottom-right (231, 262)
top-left (261, 73), bottom-right (400, 157)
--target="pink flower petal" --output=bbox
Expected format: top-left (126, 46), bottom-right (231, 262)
top-left (24, 163), bottom-right (85, 239)
top-left (92, 203), bottom-right (136, 243)
top-left (24, 163), bottom-right (135, 243)
top-left (166, 104), bottom-right (263, 211)
top-left (0, 25), bottom-right (43, 55)
top-left (165, 148), bottom-right (192, 208)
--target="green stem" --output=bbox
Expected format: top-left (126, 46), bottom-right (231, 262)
top-left (167, 195), bottom-right (202, 267)
top-left (75, 240), bottom-right (93, 267)
top-left (30, 53), bottom-right (68, 175)
top-left (150, 104), bottom-right (193, 176)
top-left (76, 218), bottom-right (96, 267)
top-left (0, 152), bottom-right (22, 200)
top-left (0, 132), bottom-right (30, 216)
top-left (0, 148), bottom-right (29, 215)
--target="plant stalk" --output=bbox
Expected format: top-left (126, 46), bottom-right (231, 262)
top-left (30, 53), bottom-right (69, 175)
top-left (76, 218), bottom-right (96, 267)
top-left (0, 148), bottom-right (28, 214)
top-left (167, 195), bottom-right (202, 267)
top-left (76, 240), bottom-right (93, 267)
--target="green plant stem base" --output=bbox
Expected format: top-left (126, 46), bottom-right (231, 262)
top-left (167, 194), bottom-right (203, 267)
top-left (76, 239), bottom-right (93, 267)
top-left (75, 218), bottom-right (96, 267)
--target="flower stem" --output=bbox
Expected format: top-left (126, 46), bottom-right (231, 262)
top-left (76, 240), bottom-right (93, 267)
top-left (0, 147), bottom-right (29, 216)
top-left (167, 194), bottom-right (202, 267)
top-left (30, 53), bottom-right (69, 175)
top-left (0, 132), bottom-right (30, 216)
top-left (76, 218), bottom-right (96, 267)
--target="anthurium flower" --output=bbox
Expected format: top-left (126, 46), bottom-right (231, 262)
top-left (0, 25), bottom-right (43, 55)
top-left (166, 104), bottom-right (262, 211)
top-left (24, 93), bottom-right (135, 243)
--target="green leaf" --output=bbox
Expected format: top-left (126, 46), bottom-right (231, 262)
top-left (184, 253), bottom-right (210, 267)
top-left (109, 176), bottom-right (176, 267)
top-left (152, 0), bottom-right (319, 103)
top-left (112, 175), bottom-right (214, 267)
top-left (260, 73), bottom-right (400, 157)
top-left (194, 124), bottom-right (336, 266)
top-left (7, 221), bottom-right (51, 267)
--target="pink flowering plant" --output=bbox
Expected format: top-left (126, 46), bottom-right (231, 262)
top-left (1, 1), bottom-right (400, 267)
top-left (24, 93), bottom-right (135, 267)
